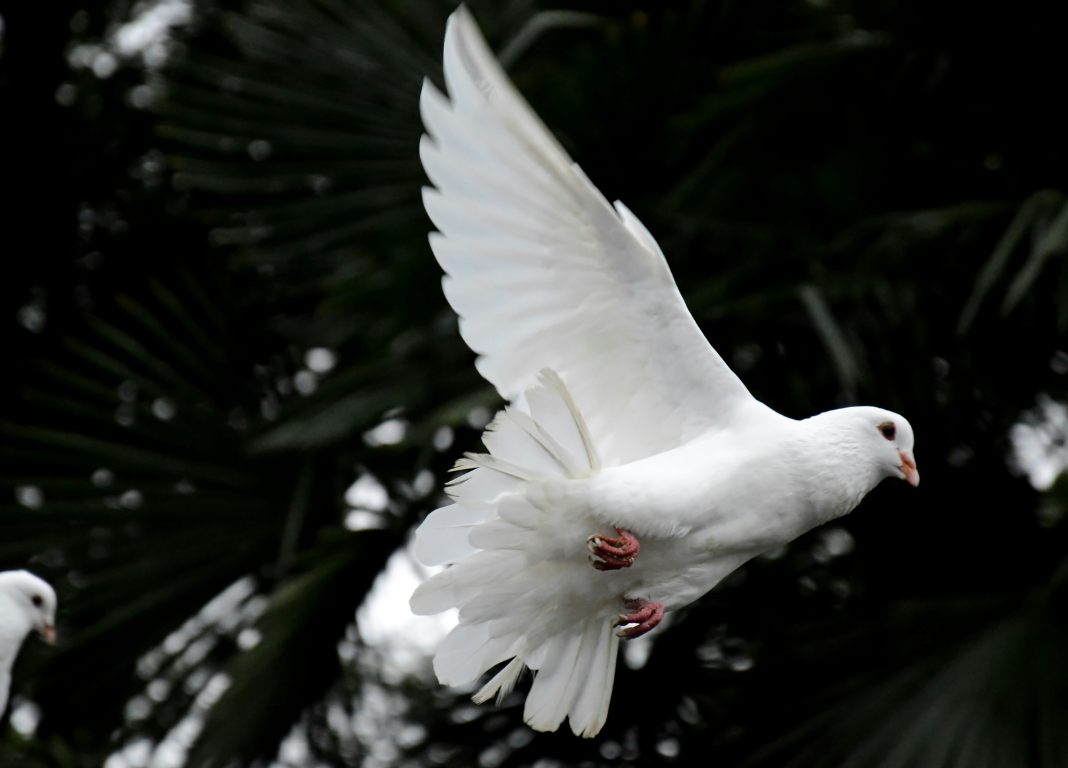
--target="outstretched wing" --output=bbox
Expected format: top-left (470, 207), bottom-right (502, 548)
top-left (420, 7), bottom-right (754, 467)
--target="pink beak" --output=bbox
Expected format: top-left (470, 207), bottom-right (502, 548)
top-left (43, 625), bottom-right (55, 645)
top-left (899, 450), bottom-right (919, 487)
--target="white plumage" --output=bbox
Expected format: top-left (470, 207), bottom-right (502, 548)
top-left (0, 570), bottom-right (57, 714)
top-left (411, 6), bottom-right (919, 738)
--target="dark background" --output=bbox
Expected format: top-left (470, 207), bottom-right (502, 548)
top-left (2, 1), bottom-right (1068, 766)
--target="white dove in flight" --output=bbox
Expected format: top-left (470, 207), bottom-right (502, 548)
top-left (0, 570), bottom-right (57, 714)
top-left (410, 6), bottom-right (918, 738)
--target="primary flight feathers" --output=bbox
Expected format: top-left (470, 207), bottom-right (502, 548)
top-left (419, 5), bottom-right (752, 468)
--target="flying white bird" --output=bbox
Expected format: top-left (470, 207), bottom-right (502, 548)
top-left (0, 570), bottom-right (57, 714)
top-left (410, 6), bottom-right (919, 738)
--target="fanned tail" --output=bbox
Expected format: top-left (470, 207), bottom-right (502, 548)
top-left (410, 368), bottom-right (618, 737)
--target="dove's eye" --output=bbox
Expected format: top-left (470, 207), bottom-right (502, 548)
top-left (878, 422), bottom-right (896, 441)
top-left (31, 594), bottom-right (43, 607)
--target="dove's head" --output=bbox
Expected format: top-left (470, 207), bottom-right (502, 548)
top-left (839, 406), bottom-right (919, 487)
top-left (0, 570), bottom-right (57, 646)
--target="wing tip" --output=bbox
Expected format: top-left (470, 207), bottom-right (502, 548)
top-left (450, 3), bottom-right (476, 26)
top-left (446, 4), bottom-right (481, 51)
top-left (442, 3), bottom-right (507, 110)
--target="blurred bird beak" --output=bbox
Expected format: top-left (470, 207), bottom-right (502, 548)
top-left (899, 450), bottom-right (919, 487)
top-left (43, 625), bottom-right (55, 645)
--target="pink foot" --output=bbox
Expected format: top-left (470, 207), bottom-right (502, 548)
top-left (615, 598), bottom-right (664, 639)
top-left (587, 528), bottom-right (640, 571)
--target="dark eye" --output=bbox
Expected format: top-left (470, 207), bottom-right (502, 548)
top-left (31, 594), bottom-right (43, 607)
top-left (878, 422), bottom-right (896, 441)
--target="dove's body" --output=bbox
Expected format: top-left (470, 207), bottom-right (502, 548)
top-left (574, 408), bottom-right (858, 608)
top-left (411, 7), bottom-right (917, 739)
top-left (447, 402), bottom-right (887, 619)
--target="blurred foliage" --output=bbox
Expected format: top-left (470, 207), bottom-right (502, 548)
top-left (2, 0), bottom-right (1068, 766)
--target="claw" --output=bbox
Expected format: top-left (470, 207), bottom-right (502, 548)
top-left (586, 528), bottom-right (640, 570)
top-left (615, 598), bottom-right (664, 639)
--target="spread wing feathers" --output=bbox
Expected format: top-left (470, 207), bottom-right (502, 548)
top-left (410, 370), bottom-right (618, 736)
top-left (419, 6), bottom-right (753, 467)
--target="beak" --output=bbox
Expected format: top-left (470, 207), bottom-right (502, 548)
top-left (43, 625), bottom-right (55, 645)
top-left (899, 450), bottom-right (919, 487)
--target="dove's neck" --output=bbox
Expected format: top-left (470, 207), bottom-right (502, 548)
top-left (0, 599), bottom-right (32, 665)
top-left (800, 411), bottom-right (888, 523)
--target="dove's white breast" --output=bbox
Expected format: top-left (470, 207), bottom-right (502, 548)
top-left (533, 406), bottom-right (862, 610)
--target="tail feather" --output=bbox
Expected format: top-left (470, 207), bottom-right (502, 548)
top-left (495, 495), bottom-right (542, 527)
top-left (560, 622), bottom-right (614, 735)
top-left (569, 620), bottom-right (619, 737)
top-left (410, 549), bottom-right (516, 615)
top-left (433, 623), bottom-right (517, 686)
top-left (523, 631), bottom-right (584, 732)
top-left (414, 504), bottom-right (485, 566)
top-left (468, 518), bottom-right (531, 550)
top-left (445, 464), bottom-right (524, 511)
top-left (487, 611), bottom-right (536, 639)
top-left (458, 580), bottom-right (541, 626)
top-left (523, 623), bottom-right (620, 737)
top-left (472, 656), bottom-right (526, 705)
top-left (411, 368), bottom-right (619, 737)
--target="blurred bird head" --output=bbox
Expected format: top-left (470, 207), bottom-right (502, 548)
top-left (0, 570), bottom-right (57, 645)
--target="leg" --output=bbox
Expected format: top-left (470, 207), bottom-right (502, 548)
top-left (615, 598), bottom-right (664, 639)
top-left (586, 527), bottom-right (640, 571)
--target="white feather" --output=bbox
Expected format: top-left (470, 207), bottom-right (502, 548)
top-left (414, 505), bottom-right (485, 566)
top-left (433, 623), bottom-right (513, 686)
top-left (481, 410), bottom-right (573, 477)
top-left (568, 620), bottom-right (619, 738)
top-left (410, 549), bottom-right (518, 616)
top-left (472, 656), bottom-right (526, 705)
top-left (523, 631), bottom-right (583, 732)
top-left (526, 369), bottom-right (600, 472)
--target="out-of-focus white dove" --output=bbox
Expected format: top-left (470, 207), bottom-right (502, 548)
top-left (0, 570), bottom-right (57, 714)
top-left (410, 6), bottom-right (918, 738)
